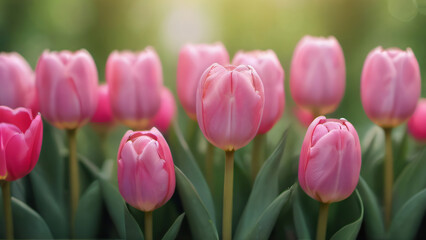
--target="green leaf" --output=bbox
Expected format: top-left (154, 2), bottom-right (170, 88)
top-left (237, 186), bottom-right (294, 240)
top-left (162, 213), bottom-right (185, 240)
top-left (392, 149), bottom-right (426, 214)
top-left (29, 121), bottom-right (68, 238)
top-left (124, 204), bottom-right (144, 240)
top-left (357, 177), bottom-right (385, 239)
top-left (292, 185), bottom-right (317, 239)
top-left (329, 190), bottom-right (364, 240)
top-left (175, 166), bottom-right (218, 240)
top-left (389, 188), bottom-right (426, 240)
top-left (170, 123), bottom-right (216, 222)
top-left (0, 196), bottom-right (53, 239)
top-left (100, 179), bottom-right (126, 238)
top-left (75, 180), bottom-right (103, 238)
top-left (234, 130), bottom-right (288, 240)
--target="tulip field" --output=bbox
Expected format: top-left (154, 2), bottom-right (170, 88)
top-left (1, 1), bottom-right (426, 240)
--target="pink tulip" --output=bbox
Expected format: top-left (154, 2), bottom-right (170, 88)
top-left (107, 48), bottom-right (163, 130)
top-left (177, 43), bottom-right (229, 119)
top-left (407, 99), bottom-right (426, 141)
top-left (196, 64), bottom-right (264, 151)
top-left (117, 127), bottom-right (175, 212)
top-left (298, 116), bottom-right (361, 203)
top-left (293, 106), bottom-right (314, 128)
top-left (91, 84), bottom-right (114, 124)
top-left (361, 47), bottom-right (421, 128)
top-left (232, 50), bottom-right (285, 134)
top-left (0, 106), bottom-right (43, 181)
top-left (35, 50), bottom-right (98, 129)
top-left (0, 53), bottom-right (35, 109)
top-left (151, 88), bottom-right (177, 133)
top-left (290, 36), bottom-right (345, 116)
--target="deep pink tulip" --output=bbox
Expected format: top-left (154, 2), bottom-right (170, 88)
top-left (107, 48), bottom-right (163, 130)
top-left (177, 43), bottom-right (229, 119)
top-left (361, 47), bottom-right (421, 128)
top-left (232, 50), bottom-right (285, 134)
top-left (35, 50), bottom-right (98, 129)
top-left (0, 53), bottom-right (35, 109)
top-left (408, 99), bottom-right (426, 141)
top-left (290, 36), bottom-right (345, 116)
top-left (151, 88), bottom-right (177, 133)
top-left (0, 106), bottom-right (43, 181)
top-left (117, 127), bottom-right (175, 212)
top-left (299, 116), bottom-right (361, 203)
top-left (293, 106), bottom-right (314, 128)
top-left (91, 84), bottom-right (114, 124)
top-left (196, 64), bottom-right (265, 151)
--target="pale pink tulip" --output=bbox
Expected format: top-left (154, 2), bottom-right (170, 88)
top-left (151, 88), bottom-right (177, 133)
top-left (408, 99), bottom-right (426, 141)
top-left (107, 48), bottom-right (163, 130)
top-left (196, 64), bottom-right (264, 151)
top-left (361, 47), bottom-right (421, 128)
top-left (91, 84), bottom-right (113, 124)
top-left (177, 43), bottom-right (229, 119)
top-left (0, 53), bottom-right (35, 109)
top-left (232, 50), bottom-right (284, 134)
top-left (0, 106), bottom-right (43, 181)
top-left (117, 127), bottom-right (175, 212)
top-left (299, 116), bottom-right (361, 203)
top-left (290, 36), bottom-right (345, 116)
top-left (35, 50), bottom-right (98, 129)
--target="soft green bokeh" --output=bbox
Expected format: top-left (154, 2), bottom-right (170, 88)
top-left (1, 0), bottom-right (425, 140)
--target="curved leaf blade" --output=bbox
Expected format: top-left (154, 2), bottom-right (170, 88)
top-left (75, 180), bottom-right (103, 238)
top-left (162, 213), bottom-right (185, 240)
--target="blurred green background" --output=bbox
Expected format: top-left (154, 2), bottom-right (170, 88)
top-left (0, 0), bottom-right (425, 138)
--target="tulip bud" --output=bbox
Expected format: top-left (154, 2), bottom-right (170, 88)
top-left (0, 106), bottom-right (43, 181)
top-left (90, 84), bottom-right (114, 124)
top-left (117, 127), bottom-right (175, 212)
top-left (196, 64), bottom-right (264, 151)
top-left (298, 116), bottom-right (361, 203)
top-left (290, 36), bottom-right (346, 116)
top-left (0, 53), bottom-right (35, 109)
top-left (107, 48), bottom-right (163, 130)
top-left (35, 50), bottom-right (98, 129)
top-left (361, 47), bottom-right (421, 128)
top-left (407, 99), bottom-right (426, 141)
top-left (232, 50), bottom-right (285, 134)
top-left (177, 43), bottom-right (229, 119)
top-left (151, 88), bottom-right (177, 133)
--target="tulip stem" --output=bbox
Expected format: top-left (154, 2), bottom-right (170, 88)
top-left (251, 134), bottom-right (265, 183)
top-left (67, 128), bottom-right (79, 237)
top-left (316, 202), bottom-right (329, 240)
top-left (384, 127), bottom-right (393, 229)
top-left (144, 211), bottom-right (153, 240)
top-left (1, 181), bottom-right (13, 240)
top-left (206, 143), bottom-right (215, 191)
top-left (223, 150), bottom-right (234, 240)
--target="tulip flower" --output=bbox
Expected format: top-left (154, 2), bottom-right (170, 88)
top-left (290, 36), bottom-right (345, 116)
top-left (117, 127), bottom-right (175, 240)
top-left (35, 49), bottom-right (98, 233)
top-left (151, 88), bottom-right (176, 133)
top-left (0, 106), bottom-right (43, 239)
top-left (361, 47), bottom-right (421, 128)
top-left (196, 64), bottom-right (265, 151)
top-left (298, 116), bottom-right (361, 240)
top-left (408, 99), bottom-right (426, 141)
top-left (177, 43), bottom-right (229, 119)
top-left (196, 63), bottom-right (264, 240)
top-left (0, 52), bottom-right (35, 109)
top-left (107, 47), bottom-right (163, 130)
top-left (35, 50), bottom-right (99, 129)
top-left (91, 84), bottom-right (114, 124)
